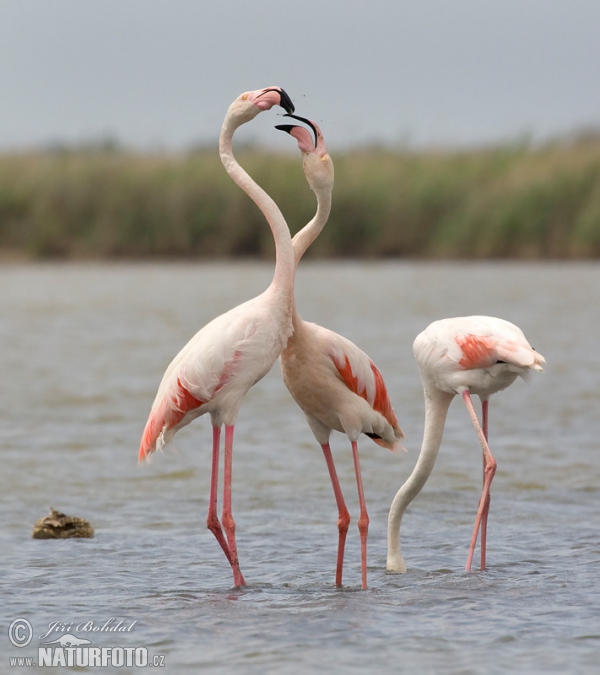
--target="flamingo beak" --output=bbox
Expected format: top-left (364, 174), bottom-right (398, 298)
top-left (254, 87), bottom-right (295, 114)
top-left (278, 113), bottom-right (319, 149)
top-left (277, 88), bottom-right (295, 114)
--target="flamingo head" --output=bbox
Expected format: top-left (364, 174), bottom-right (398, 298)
top-left (229, 86), bottom-right (295, 125)
top-left (276, 114), bottom-right (334, 194)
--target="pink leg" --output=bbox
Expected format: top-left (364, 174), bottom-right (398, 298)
top-left (321, 443), bottom-right (351, 587)
top-left (482, 399), bottom-right (489, 441)
top-left (206, 425), bottom-right (234, 567)
top-left (351, 441), bottom-right (369, 590)
top-left (480, 399), bottom-right (490, 570)
top-left (222, 424), bottom-right (246, 587)
top-left (462, 391), bottom-right (496, 572)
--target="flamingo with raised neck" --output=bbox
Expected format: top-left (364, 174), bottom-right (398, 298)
top-left (277, 115), bottom-right (403, 589)
top-left (139, 87), bottom-right (296, 587)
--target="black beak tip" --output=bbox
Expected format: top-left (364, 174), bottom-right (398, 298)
top-left (279, 88), bottom-right (295, 114)
top-left (279, 113), bottom-right (318, 148)
top-left (275, 124), bottom-right (296, 135)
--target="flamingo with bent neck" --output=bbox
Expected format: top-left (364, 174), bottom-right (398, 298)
top-left (387, 315), bottom-right (545, 573)
top-left (276, 115), bottom-right (403, 589)
top-left (138, 87), bottom-right (295, 587)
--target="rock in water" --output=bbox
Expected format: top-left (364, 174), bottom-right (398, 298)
top-left (32, 508), bottom-right (94, 539)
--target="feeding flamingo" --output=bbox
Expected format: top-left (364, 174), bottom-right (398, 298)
top-left (387, 315), bottom-right (545, 573)
top-left (277, 115), bottom-right (403, 589)
top-left (138, 87), bottom-right (295, 587)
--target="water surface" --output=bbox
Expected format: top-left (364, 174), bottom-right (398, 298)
top-left (1, 261), bottom-right (599, 673)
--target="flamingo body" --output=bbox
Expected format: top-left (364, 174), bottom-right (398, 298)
top-left (140, 289), bottom-right (292, 457)
top-left (281, 296), bottom-right (402, 590)
top-left (387, 315), bottom-right (544, 573)
top-left (282, 320), bottom-right (401, 450)
top-left (413, 315), bottom-right (544, 399)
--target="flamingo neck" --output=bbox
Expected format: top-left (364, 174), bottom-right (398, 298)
top-left (290, 183), bottom-right (333, 330)
top-left (386, 386), bottom-right (454, 572)
top-left (292, 187), bottom-right (332, 265)
top-left (219, 114), bottom-right (294, 298)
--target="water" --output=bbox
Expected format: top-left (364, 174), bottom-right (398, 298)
top-left (1, 261), bottom-right (599, 674)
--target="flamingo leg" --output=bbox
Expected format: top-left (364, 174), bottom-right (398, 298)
top-left (481, 398), bottom-right (489, 440)
top-left (320, 443), bottom-right (351, 587)
top-left (222, 424), bottom-right (246, 587)
top-left (480, 399), bottom-right (490, 570)
top-left (351, 441), bottom-right (369, 590)
top-left (206, 425), bottom-right (235, 567)
top-left (462, 391), bottom-right (496, 572)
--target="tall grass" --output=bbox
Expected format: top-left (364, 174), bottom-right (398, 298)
top-left (1, 136), bottom-right (599, 259)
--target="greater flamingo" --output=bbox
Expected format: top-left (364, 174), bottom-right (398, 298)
top-left (139, 87), bottom-right (295, 587)
top-left (277, 115), bottom-right (403, 589)
top-left (387, 315), bottom-right (545, 573)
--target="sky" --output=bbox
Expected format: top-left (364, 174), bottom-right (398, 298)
top-left (2, 0), bottom-right (599, 152)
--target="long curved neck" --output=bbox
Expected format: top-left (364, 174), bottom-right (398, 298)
top-left (290, 182), bottom-right (333, 328)
top-left (219, 114), bottom-right (294, 297)
top-left (386, 386), bottom-right (454, 572)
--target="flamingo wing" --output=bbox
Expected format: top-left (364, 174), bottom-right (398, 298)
top-left (416, 316), bottom-right (543, 373)
top-left (329, 337), bottom-right (401, 438)
top-left (452, 317), bottom-right (544, 371)
top-left (454, 334), bottom-right (498, 369)
top-left (139, 308), bottom-right (262, 461)
top-left (139, 376), bottom-right (206, 460)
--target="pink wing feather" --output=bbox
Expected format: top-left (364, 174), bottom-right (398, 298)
top-left (139, 377), bottom-right (205, 461)
top-left (455, 331), bottom-right (542, 371)
top-left (455, 334), bottom-right (497, 369)
top-left (333, 351), bottom-right (401, 448)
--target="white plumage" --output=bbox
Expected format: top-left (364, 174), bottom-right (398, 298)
top-left (277, 116), bottom-right (402, 589)
top-left (387, 314), bottom-right (545, 573)
top-left (138, 86), bottom-right (296, 588)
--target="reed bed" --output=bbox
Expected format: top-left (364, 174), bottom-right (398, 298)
top-left (1, 136), bottom-right (599, 259)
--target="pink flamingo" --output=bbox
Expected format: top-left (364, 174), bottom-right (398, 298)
top-left (138, 87), bottom-right (295, 587)
top-left (277, 115), bottom-right (403, 589)
top-left (387, 316), bottom-right (545, 573)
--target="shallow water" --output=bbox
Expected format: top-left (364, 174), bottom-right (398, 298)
top-left (1, 261), bottom-right (599, 673)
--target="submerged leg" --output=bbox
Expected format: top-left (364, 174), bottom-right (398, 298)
top-left (351, 441), bottom-right (369, 590)
top-left (321, 442), bottom-right (351, 587)
top-left (206, 425), bottom-right (234, 567)
top-left (462, 391), bottom-right (496, 572)
top-left (222, 424), bottom-right (246, 587)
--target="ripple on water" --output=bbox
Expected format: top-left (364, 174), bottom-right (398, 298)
top-left (1, 262), bottom-right (600, 674)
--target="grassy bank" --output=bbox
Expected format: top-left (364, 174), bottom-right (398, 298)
top-left (1, 136), bottom-right (600, 259)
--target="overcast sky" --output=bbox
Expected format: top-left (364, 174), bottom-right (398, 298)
top-left (2, 0), bottom-right (599, 151)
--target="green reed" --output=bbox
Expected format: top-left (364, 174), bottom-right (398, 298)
top-left (1, 136), bottom-right (599, 259)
